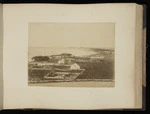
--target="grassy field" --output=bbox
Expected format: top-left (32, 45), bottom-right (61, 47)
top-left (76, 60), bottom-right (114, 79)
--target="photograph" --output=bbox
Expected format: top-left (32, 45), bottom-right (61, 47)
top-left (28, 23), bottom-right (115, 87)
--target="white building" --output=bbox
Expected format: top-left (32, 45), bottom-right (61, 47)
top-left (58, 59), bottom-right (65, 64)
top-left (70, 63), bottom-right (80, 70)
top-left (37, 62), bottom-right (45, 66)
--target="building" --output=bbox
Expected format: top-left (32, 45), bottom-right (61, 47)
top-left (70, 63), bottom-right (80, 70)
top-left (58, 59), bottom-right (65, 64)
top-left (37, 62), bottom-right (45, 66)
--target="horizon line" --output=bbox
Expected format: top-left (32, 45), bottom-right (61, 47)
top-left (28, 46), bottom-right (114, 50)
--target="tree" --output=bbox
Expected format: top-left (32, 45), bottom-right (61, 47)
top-left (32, 56), bottom-right (50, 62)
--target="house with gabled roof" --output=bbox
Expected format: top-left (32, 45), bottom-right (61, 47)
top-left (70, 63), bottom-right (80, 70)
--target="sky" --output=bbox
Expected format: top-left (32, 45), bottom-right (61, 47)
top-left (28, 23), bottom-right (115, 49)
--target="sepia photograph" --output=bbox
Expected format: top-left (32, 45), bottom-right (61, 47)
top-left (28, 23), bottom-right (115, 87)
